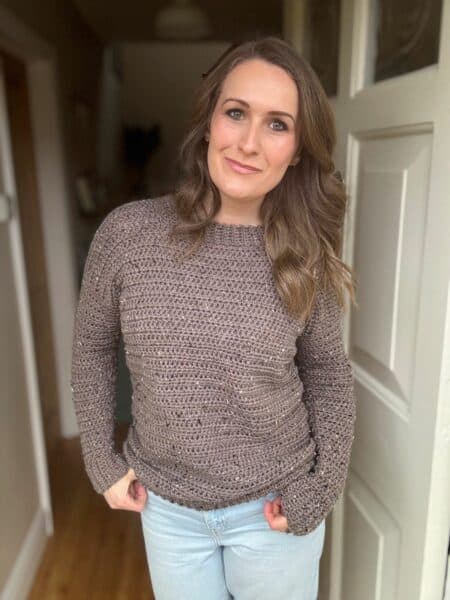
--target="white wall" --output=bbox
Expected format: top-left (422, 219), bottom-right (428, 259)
top-left (120, 41), bottom-right (229, 191)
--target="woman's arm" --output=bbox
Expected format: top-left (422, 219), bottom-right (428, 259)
top-left (279, 287), bottom-right (356, 535)
top-left (70, 209), bottom-right (129, 494)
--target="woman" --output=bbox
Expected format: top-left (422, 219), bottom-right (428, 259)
top-left (71, 36), bottom-right (357, 600)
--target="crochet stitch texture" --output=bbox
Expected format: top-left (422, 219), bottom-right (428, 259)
top-left (70, 193), bottom-right (356, 536)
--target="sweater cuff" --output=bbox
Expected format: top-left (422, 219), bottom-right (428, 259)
top-left (84, 450), bottom-right (130, 495)
top-left (279, 471), bottom-right (335, 536)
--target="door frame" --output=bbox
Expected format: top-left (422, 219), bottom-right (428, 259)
top-left (0, 6), bottom-right (79, 439)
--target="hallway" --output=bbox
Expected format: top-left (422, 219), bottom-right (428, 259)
top-left (29, 428), bottom-right (154, 599)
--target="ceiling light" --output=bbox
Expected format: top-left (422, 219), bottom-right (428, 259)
top-left (154, 0), bottom-right (211, 40)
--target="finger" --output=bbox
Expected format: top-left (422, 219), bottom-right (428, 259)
top-left (263, 500), bottom-right (274, 523)
top-left (108, 482), bottom-right (137, 508)
top-left (128, 490), bottom-right (148, 511)
top-left (134, 495), bottom-right (147, 511)
top-left (272, 500), bottom-right (281, 517)
top-left (271, 515), bottom-right (289, 532)
top-left (131, 480), bottom-right (147, 503)
top-left (263, 502), bottom-right (290, 532)
top-left (114, 494), bottom-right (145, 512)
top-left (127, 481), bottom-right (147, 506)
top-left (134, 481), bottom-right (147, 501)
top-left (129, 480), bottom-right (139, 500)
top-left (128, 481), bottom-right (147, 507)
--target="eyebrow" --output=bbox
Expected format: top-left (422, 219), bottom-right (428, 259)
top-left (221, 97), bottom-right (296, 124)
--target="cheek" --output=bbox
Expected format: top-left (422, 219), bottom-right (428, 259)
top-left (210, 116), bottom-right (237, 147)
top-left (266, 138), bottom-right (296, 167)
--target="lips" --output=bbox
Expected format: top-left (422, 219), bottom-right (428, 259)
top-left (225, 157), bottom-right (262, 173)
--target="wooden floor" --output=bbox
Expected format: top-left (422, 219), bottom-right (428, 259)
top-left (29, 428), bottom-right (154, 599)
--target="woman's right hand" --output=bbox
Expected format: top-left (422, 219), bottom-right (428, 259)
top-left (103, 468), bottom-right (147, 512)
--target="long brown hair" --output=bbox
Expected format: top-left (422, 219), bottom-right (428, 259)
top-left (169, 35), bottom-right (357, 323)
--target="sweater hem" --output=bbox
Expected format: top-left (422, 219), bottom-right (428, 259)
top-left (141, 482), bottom-right (283, 511)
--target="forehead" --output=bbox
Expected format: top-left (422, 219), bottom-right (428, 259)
top-left (218, 59), bottom-right (298, 113)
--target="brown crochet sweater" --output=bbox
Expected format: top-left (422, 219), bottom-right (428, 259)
top-left (70, 193), bottom-right (356, 536)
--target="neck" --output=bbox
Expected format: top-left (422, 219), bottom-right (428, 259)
top-left (205, 190), bottom-right (263, 226)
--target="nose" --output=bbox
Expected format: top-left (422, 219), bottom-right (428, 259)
top-left (238, 120), bottom-right (260, 154)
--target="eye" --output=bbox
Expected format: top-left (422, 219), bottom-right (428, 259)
top-left (270, 119), bottom-right (288, 132)
top-left (225, 108), bottom-right (244, 120)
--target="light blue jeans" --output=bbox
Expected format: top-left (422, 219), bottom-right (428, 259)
top-left (140, 488), bottom-right (326, 600)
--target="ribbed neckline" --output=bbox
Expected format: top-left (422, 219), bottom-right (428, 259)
top-left (164, 194), bottom-right (265, 246)
top-left (205, 220), bottom-right (265, 245)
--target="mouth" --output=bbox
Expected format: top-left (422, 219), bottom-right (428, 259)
top-left (224, 157), bottom-right (262, 174)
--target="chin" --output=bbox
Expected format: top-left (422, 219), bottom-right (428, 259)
top-left (217, 187), bottom-right (261, 201)
top-left (214, 177), bottom-right (261, 198)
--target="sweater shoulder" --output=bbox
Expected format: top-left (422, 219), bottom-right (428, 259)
top-left (100, 193), bottom-right (175, 238)
top-left (84, 193), bottom-right (175, 280)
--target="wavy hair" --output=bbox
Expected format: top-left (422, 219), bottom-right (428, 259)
top-left (169, 35), bottom-right (358, 323)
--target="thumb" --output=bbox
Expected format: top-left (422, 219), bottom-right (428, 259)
top-left (126, 474), bottom-right (147, 509)
top-left (133, 480), bottom-right (147, 502)
top-left (134, 479), bottom-right (145, 493)
top-left (129, 479), bottom-right (145, 500)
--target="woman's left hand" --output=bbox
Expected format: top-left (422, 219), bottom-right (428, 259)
top-left (263, 496), bottom-right (290, 533)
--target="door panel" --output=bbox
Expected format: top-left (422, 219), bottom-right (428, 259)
top-left (343, 472), bottom-right (401, 600)
top-left (352, 131), bottom-right (431, 405)
top-left (331, 1), bottom-right (450, 598)
top-left (283, 0), bottom-right (450, 598)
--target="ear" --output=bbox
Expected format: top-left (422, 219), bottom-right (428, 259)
top-left (204, 131), bottom-right (210, 142)
top-left (290, 147), bottom-right (301, 166)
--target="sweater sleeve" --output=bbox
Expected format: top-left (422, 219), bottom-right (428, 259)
top-left (70, 209), bottom-right (130, 494)
top-left (279, 287), bottom-right (356, 535)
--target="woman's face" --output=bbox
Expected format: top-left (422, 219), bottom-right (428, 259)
top-left (207, 58), bottom-right (299, 210)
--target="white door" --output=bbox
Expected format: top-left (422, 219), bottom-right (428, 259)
top-left (0, 55), bottom-right (53, 589)
top-left (326, 1), bottom-right (450, 598)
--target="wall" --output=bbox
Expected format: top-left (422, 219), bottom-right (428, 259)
top-left (0, 0), bottom-right (102, 594)
top-left (0, 0), bottom-right (103, 183)
top-left (120, 41), bottom-right (229, 193)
